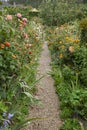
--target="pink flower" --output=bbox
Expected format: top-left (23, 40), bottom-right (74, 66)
top-left (16, 13), bottom-right (22, 18)
top-left (6, 15), bottom-right (12, 21)
top-left (22, 18), bottom-right (28, 23)
top-left (22, 32), bottom-right (28, 39)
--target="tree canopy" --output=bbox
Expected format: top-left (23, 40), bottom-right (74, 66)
top-left (3, 0), bottom-right (87, 7)
top-left (8, 0), bottom-right (44, 7)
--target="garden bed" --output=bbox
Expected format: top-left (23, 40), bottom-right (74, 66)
top-left (47, 21), bottom-right (87, 130)
top-left (0, 7), bottom-right (43, 129)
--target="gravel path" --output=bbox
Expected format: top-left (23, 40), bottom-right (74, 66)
top-left (23, 41), bottom-right (62, 130)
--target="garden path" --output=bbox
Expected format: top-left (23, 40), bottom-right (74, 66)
top-left (23, 41), bottom-right (62, 130)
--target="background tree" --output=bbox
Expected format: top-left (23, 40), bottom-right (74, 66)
top-left (40, 0), bottom-right (87, 26)
top-left (83, 0), bottom-right (87, 3)
top-left (8, 0), bottom-right (44, 8)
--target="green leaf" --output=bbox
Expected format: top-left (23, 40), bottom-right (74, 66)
top-left (12, 117), bottom-right (43, 130)
top-left (23, 92), bottom-right (33, 99)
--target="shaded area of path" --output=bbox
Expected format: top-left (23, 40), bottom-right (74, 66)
top-left (23, 42), bottom-right (62, 130)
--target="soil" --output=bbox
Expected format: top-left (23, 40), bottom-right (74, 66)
top-left (22, 41), bottom-right (62, 130)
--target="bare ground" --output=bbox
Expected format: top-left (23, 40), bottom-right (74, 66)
top-left (22, 42), bottom-right (62, 130)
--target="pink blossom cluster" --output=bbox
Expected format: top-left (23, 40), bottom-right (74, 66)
top-left (6, 15), bottom-right (12, 21)
top-left (16, 13), bottom-right (22, 18)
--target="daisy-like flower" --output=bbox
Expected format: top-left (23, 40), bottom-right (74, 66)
top-left (22, 18), bottom-right (28, 23)
top-left (6, 15), bottom-right (12, 21)
top-left (16, 13), bottom-right (22, 18)
top-left (69, 46), bottom-right (75, 53)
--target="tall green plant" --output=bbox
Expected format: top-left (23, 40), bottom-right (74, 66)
top-left (40, 0), bottom-right (84, 26)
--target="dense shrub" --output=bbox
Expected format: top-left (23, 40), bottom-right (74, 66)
top-left (47, 20), bottom-right (87, 129)
top-left (40, 1), bottom-right (87, 26)
top-left (79, 18), bottom-right (87, 43)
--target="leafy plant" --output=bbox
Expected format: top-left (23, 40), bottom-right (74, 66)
top-left (60, 118), bottom-right (81, 130)
top-left (48, 19), bottom-right (87, 129)
top-left (79, 18), bottom-right (87, 43)
top-left (0, 7), bottom-right (43, 129)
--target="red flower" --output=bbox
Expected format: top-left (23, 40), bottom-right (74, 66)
top-left (29, 51), bottom-right (32, 54)
top-left (4, 42), bottom-right (10, 47)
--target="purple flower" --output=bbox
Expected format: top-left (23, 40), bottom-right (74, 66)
top-left (3, 120), bottom-right (10, 128)
top-left (3, 112), bottom-right (7, 117)
top-left (8, 113), bottom-right (14, 120)
top-left (3, 121), bottom-right (8, 127)
top-left (0, 127), bottom-right (2, 130)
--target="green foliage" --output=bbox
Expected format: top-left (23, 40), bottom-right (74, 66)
top-left (9, 0), bottom-right (43, 8)
top-left (40, 1), bottom-right (87, 26)
top-left (79, 18), bottom-right (87, 43)
top-left (60, 107), bottom-right (73, 119)
top-left (0, 7), bottom-right (43, 129)
top-left (60, 119), bottom-right (81, 130)
top-left (0, 1), bottom-right (2, 5)
top-left (51, 67), bottom-right (87, 119)
top-left (48, 19), bottom-right (87, 129)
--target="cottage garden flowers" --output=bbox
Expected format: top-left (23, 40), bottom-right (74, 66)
top-left (1, 2), bottom-right (87, 129)
top-left (0, 7), bottom-right (43, 129)
top-left (47, 21), bottom-right (87, 129)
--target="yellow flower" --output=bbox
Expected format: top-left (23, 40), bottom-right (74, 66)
top-left (77, 45), bottom-right (80, 48)
top-left (65, 36), bottom-right (69, 41)
top-left (75, 39), bottom-right (80, 43)
top-left (59, 53), bottom-right (63, 59)
top-left (69, 38), bottom-right (74, 43)
top-left (59, 41), bottom-right (62, 44)
top-left (12, 54), bottom-right (16, 59)
top-left (61, 45), bottom-right (65, 49)
top-left (0, 44), bottom-right (5, 49)
top-left (66, 37), bottom-right (74, 43)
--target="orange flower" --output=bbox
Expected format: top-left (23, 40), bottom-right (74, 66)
top-left (69, 46), bottom-right (74, 53)
top-left (0, 44), bottom-right (5, 49)
top-left (4, 42), bottom-right (10, 47)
